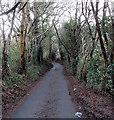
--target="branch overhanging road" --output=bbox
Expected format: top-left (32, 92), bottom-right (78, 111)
top-left (11, 62), bottom-right (75, 118)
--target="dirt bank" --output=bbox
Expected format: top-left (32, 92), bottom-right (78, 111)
top-left (66, 73), bottom-right (113, 119)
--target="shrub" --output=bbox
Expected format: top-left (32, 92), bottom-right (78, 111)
top-left (86, 58), bottom-right (112, 92)
top-left (3, 72), bottom-right (25, 88)
top-left (26, 65), bottom-right (41, 79)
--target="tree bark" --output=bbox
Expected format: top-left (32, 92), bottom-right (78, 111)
top-left (111, 2), bottom-right (114, 90)
top-left (20, 4), bottom-right (26, 72)
top-left (2, 21), bottom-right (9, 80)
top-left (102, 2), bottom-right (109, 47)
top-left (91, 1), bottom-right (108, 66)
top-left (48, 37), bottom-right (52, 60)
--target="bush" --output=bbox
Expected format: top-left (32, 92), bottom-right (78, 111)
top-left (9, 43), bottom-right (20, 71)
top-left (26, 64), bottom-right (41, 79)
top-left (63, 60), bottom-right (72, 73)
top-left (87, 58), bottom-right (105, 89)
top-left (86, 58), bottom-right (112, 92)
top-left (3, 72), bottom-right (25, 88)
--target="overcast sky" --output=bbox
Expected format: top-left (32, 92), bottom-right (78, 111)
top-left (0, 0), bottom-right (114, 35)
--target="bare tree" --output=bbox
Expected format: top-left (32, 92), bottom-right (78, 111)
top-left (90, 1), bottom-right (108, 66)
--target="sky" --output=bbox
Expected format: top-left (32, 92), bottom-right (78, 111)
top-left (0, 0), bottom-right (114, 36)
top-left (1, 0), bottom-right (114, 2)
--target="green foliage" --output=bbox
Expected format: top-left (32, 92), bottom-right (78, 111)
top-left (76, 56), bottom-right (86, 79)
top-left (32, 47), bottom-right (38, 65)
top-left (102, 16), bottom-right (111, 33)
top-left (59, 15), bottom-right (113, 95)
top-left (63, 60), bottom-right (72, 73)
top-left (76, 48), bottom-right (113, 93)
top-left (3, 72), bottom-right (25, 88)
top-left (86, 58), bottom-right (112, 91)
top-left (106, 64), bottom-right (114, 91)
top-left (26, 65), bottom-right (41, 79)
top-left (3, 64), bottom-right (41, 89)
top-left (9, 43), bottom-right (20, 70)
top-left (45, 28), bottom-right (54, 37)
top-left (87, 58), bottom-right (104, 89)
top-left (42, 26), bottom-right (54, 38)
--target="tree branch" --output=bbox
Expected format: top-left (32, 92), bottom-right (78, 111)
top-left (0, 2), bottom-right (20, 16)
top-left (53, 21), bottom-right (72, 56)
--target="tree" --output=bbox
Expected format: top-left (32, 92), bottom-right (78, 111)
top-left (20, 2), bottom-right (27, 73)
top-left (111, 2), bottom-right (114, 90)
top-left (90, 1), bottom-right (108, 66)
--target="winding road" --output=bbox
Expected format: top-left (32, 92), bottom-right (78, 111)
top-left (11, 62), bottom-right (75, 118)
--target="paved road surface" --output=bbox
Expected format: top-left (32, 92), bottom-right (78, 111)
top-left (11, 62), bottom-right (75, 118)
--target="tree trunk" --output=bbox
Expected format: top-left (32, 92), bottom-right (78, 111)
top-left (37, 45), bottom-right (43, 64)
top-left (111, 2), bottom-right (114, 90)
top-left (102, 2), bottom-right (109, 47)
top-left (91, 1), bottom-right (108, 66)
top-left (48, 37), bottom-right (52, 60)
top-left (2, 25), bottom-right (9, 80)
top-left (20, 5), bottom-right (26, 73)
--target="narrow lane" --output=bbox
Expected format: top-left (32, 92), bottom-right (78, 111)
top-left (11, 62), bottom-right (75, 118)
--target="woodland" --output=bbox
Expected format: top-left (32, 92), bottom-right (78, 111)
top-left (0, 0), bottom-right (114, 118)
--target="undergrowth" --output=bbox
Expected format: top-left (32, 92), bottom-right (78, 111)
top-left (2, 64), bottom-right (41, 90)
